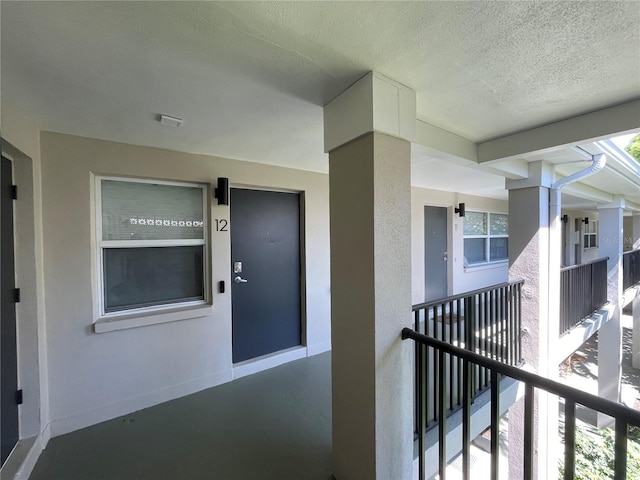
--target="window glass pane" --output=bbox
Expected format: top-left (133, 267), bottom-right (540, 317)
top-left (102, 180), bottom-right (204, 241)
top-left (490, 238), bottom-right (508, 261)
top-left (103, 246), bottom-right (204, 312)
top-left (464, 212), bottom-right (487, 235)
top-left (464, 238), bottom-right (486, 264)
top-left (489, 213), bottom-right (508, 236)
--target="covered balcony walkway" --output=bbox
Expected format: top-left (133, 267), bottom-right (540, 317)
top-left (29, 353), bottom-right (332, 480)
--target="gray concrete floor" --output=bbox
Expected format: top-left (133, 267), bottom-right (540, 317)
top-left (29, 352), bottom-right (333, 480)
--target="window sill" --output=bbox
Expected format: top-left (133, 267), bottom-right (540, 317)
top-left (464, 260), bottom-right (508, 272)
top-left (94, 304), bottom-right (213, 333)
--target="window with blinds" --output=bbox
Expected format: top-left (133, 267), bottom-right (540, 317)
top-left (97, 177), bottom-right (208, 314)
top-left (463, 211), bottom-right (508, 266)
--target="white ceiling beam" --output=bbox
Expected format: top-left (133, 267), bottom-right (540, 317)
top-left (471, 159), bottom-right (529, 180)
top-left (561, 182), bottom-right (614, 204)
top-left (413, 119), bottom-right (478, 165)
top-left (477, 100), bottom-right (640, 163)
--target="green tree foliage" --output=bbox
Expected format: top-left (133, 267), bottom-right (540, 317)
top-left (559, 426), bottom-right (640, 479)
top-left (625, 134), bottom-right (640, 162)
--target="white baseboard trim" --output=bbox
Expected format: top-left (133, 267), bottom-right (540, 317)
top-left (0, 433), bottom-right (46, 480)
top-left (40, 422), bottom-right (51, 447)
top-left (50, 368), bottom-right (233, 437)
top-left (307, 340), bottom-right (331, 356)
top-left (233, 346), bottom-right (308, 379)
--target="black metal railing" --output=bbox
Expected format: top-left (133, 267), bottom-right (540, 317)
top-left (402, 328), bottom-right (640, 480)
top-left (560, 258), bottom-right (608, 336)
top-left (623, 249), bottom-right (640, 291)
top-left (411, 280), bottom-right (523, 431)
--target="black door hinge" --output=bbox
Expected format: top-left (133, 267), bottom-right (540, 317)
top-left (11, 185), bottom-right (18, 200)
top-left (13, 288), bottom-right (20, 303)
top-left (16, 390), bottom-right (23, 405)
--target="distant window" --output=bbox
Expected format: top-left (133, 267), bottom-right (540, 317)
top-left (96, 177), bottom-right (208, 315)
top-left (464, 212), bottom-right (508, 265)
top-left (584, 220), bottom-right (598, 249)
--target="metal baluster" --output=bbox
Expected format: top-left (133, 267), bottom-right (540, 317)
top-left (614, 420), bottom-right (628, 480)
top-left (439, 348), bottom-right (447, 480)
top-left (490, 370), bottom-right (500, 480)
top-left (564, 399), bottom-right (575, 480)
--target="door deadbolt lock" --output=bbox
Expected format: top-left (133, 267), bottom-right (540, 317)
top-left (234, 262), bottom-right (243, 274)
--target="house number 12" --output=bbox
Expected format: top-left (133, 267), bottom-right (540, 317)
top-left (214, 219), bottom-right (229, 232)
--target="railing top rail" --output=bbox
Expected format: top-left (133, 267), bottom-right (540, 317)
top-left (560, 257), bottom-right (609, 273)
top-left (623, 248), bottom-right (640, 255)
top-left (412, 279), bottom-right (524, 311)
top-left (402, 328), bottom-right (640, 425)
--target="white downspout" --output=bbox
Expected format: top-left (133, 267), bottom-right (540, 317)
top-left (549, 151), bottom-right (607, 264)
top-left (550, 152), bottom-right (607, 196)
top-left (544, 151), bottom-right (607, 480)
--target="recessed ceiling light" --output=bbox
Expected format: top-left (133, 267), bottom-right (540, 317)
top-left (159, 114), bottom-right (183, 127)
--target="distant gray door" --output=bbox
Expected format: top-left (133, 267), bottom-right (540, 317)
top-left (1, 156), bottom-right (19, 466)
top-left (230, 189), bottom-right (302, 363)
top-left (424, 206), bottom-right (448, 301)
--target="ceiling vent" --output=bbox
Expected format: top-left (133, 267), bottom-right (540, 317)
top-left (159, 114), bottom-right (183, 127)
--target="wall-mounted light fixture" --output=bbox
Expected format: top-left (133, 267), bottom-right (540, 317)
top-left (454, 202), bottom-right (466, 217)
top-left (582, 217), bottom-right (589, 225)
top-left (562, 214), bottom-right (568, 224)
top-left (214, 177), bottom-right (229, 205)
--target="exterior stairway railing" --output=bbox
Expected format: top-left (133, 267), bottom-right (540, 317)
top-left (402, 328), bottom-right (640, 480)
top-left (623, 249), bottom-right (640, 291)
top-left (559, 257), bottom-right (609, 336)
top-left (411, 280), bottom-right (523, 432)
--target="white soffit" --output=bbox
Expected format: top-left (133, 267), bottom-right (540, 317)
top-left (1, 1), bottom-right (638, 181)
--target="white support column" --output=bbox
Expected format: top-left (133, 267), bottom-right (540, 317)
top-left (324, 72), bottom-right (415, 480)
top-left (632, 214), bottom-right (640, 369)
top-left (597, 198), bottom-right (625, 426)
top-left (506, 161), bottom-right (559, 480)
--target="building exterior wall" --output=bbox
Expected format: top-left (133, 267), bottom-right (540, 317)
top-left (411, 187), bottom-right (509, 304)
top-left (38, 132), bottom-right (332, 436)
top-left (4, 117), bottom-right (513, 439)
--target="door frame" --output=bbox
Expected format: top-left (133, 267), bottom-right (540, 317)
top-left (0, 142), bottom-right (44, 470)
top-left (1, 154), bottom-right (19, 466)
top-left (229, 185), bottom-right (307, 377)
top-left (423, 204), bottom-right (450, 302)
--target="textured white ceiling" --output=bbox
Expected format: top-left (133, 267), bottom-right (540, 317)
top-left (1, 1), bottom-right (639, 188)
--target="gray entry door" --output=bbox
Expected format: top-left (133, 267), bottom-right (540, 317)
top-left (424, 206), bottom-right (448, 301)
top-left (230, 189), bottom-right (302, 363)
top-left (1, 156), bottom-right (19, 465)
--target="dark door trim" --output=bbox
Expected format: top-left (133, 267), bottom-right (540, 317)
top-left (1, 155), bottom-right (19, 466)
top-left (230, 187), bottom-right (304, 364)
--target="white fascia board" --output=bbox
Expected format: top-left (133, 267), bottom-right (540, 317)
top-left (414, 119), bottom-right (478, 165)
top-left (596, 139), bottom-right (640, 179)
top-left (477, 100), bottom-right (640, 163)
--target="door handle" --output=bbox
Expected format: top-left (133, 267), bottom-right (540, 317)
top-left (234, 276), bottom-right (248, 284)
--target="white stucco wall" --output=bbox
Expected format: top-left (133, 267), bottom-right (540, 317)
top-left (411, 187), bottom-right (509, 304)
top-left (14, 125), bottom-right (514, 438)
top-left (38, 132), bottom-right (331, 436)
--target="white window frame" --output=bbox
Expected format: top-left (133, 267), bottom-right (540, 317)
top-left (94, 175), bottom-right (210, 320)
top-left (463, 211), bottom-right (509, 266)
top-left (584, 220), bottom-right (598, 249)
